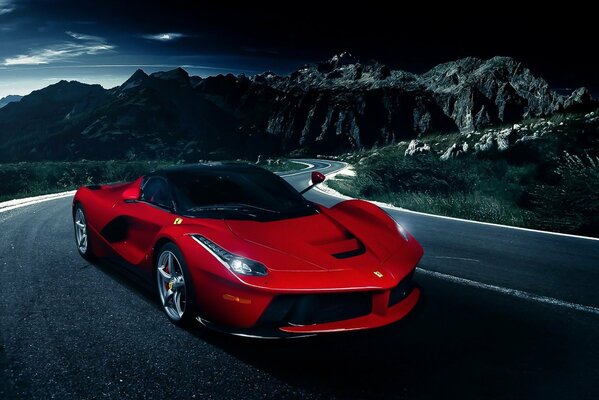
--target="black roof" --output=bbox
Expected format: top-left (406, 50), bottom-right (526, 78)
top-left (150, 162), bottom-right (265, 177)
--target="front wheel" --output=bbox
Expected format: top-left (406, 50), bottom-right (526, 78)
top-left (73, 204), bottom-right (95, 261)
top-left (156, 243), bottom-right (197, 326)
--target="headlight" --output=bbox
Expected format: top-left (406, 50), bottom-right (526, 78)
top-left (191, 235), bottom-right (268, 276)
top-left (395, 222), bottom-right (409, 242)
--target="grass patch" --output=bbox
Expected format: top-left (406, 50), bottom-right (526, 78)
top-left (0, 161), bottom-right (175, 202)
top-left (328, 152), bottom-right (534, 227)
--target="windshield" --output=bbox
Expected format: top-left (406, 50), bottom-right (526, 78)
top-left (168, 168), bottom-right (315, 220)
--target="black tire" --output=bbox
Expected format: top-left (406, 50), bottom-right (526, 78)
top-left (73, 203), bottom-right (95, 261)
top-left (155, 243), bottom-right (198, 327)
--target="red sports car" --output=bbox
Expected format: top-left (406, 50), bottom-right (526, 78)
top-left (72, 163), bottom-right (422, 337)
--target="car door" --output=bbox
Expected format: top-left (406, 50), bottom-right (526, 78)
top-left (112, 176), bottom-right (179, 269)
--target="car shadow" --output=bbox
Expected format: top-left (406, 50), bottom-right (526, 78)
top-left (89, 260), bottom-right (596, 399)
top-left (89, 259), bottom-right (163, 310)
top-left (197, 278), bottom-right (591, 399)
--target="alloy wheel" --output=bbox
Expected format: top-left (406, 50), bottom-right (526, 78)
top-left (157, 250), bottom-right (187, 321)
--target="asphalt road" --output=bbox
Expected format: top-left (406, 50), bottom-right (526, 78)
top-left (1, 160), bottom-right (598, 399)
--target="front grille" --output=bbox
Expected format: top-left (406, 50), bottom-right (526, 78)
top-left (259, 291), bottom-right (372, 326)
top-left (388, 271), bottom-right (415, 306)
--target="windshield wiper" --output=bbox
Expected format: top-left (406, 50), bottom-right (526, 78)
top-left (230, 203), bottom-right (280, 214)
top-left (188, 203), bottom-right (280, 214)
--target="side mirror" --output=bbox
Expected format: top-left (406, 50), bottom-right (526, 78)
top-left (300, 171), bottom-right (326, 194)
top-left (311, 171), bottom-right (326, 185)
top-left (122, 186), bottom-right (140, 201)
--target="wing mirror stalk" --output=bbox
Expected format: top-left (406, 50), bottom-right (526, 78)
top-left (300, 171), bottom-right (326, 195)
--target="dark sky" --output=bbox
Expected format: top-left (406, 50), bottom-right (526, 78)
top-left (0, 0), bottom-right (597, 97)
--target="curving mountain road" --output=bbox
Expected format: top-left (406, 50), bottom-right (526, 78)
top-left (1, 160), bottom-right (598, 399)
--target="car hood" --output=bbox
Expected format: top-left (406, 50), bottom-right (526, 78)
top-left (225, 212), bottom-right (386, 272)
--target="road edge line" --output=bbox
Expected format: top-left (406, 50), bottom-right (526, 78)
top-left (417, 267), bottom-right (599, 316)
top-left (0, 191), bottom-right (76, 213)
top-left (278, 161), bottom-right (315, 177)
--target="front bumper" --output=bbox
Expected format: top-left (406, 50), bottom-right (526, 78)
top-left (196, 273), bottom-right (420, 338)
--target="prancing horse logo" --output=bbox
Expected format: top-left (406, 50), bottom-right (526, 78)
top-left (373, 271), bottom-right (384, 278)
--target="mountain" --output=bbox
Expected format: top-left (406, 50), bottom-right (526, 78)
top-left (0, 95), bottom-right (23, 109)
top-left (0, 75), bottom-right (278, 161)
top-left (261, 54), bottom-right (592, 151)
top-left (0, 54), bottom-right (593, 162)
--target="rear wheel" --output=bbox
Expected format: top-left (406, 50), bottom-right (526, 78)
top-left (156, 243), bottom-right (197, 326)
top-left (73, 204), bottom-right (95, 261)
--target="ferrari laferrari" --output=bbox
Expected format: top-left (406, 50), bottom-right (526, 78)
top-left (72, 163), bottom-right (423, 337)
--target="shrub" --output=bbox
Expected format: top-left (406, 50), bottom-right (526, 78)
top-left (0, 161), bottom-right (174, 201)
top-left (526, 152), bottom-right (599, 234)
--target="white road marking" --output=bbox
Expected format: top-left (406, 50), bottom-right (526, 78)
top-left (0, 191), bottom-right (76, 213)
top-left (398, 208), bottom-right (599, 242)
top-left (277, 161), bottom-right (315, 177)
top-left (416, 267), bottom-right (599, 316)
top-left (433, 256), bottom-right (480, 262)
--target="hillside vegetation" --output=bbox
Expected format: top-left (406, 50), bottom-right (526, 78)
top-left (327, 109), bottom-right (599, 237)
top-left (0, 158), bottom-right (302, 202)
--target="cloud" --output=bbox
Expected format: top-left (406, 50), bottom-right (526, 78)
top-left (65, 31), bottom-right (105, 42)
top-left (0, 22), bottom-right (16, 32)
top-left (0, 64), bottom-right (258, 74)
top-left (2, 31), bottom-right (115, 65)
top-left (141, 32), bottom-right (187, 42)
top-left (0, 0), bottom-right (15, 15)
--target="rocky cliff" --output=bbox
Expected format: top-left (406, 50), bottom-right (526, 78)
top-left (0, 54), bottom-right (592, 161)
top-left (256, 54), bottom-right (591, 152)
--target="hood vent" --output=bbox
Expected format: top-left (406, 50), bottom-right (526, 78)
top-left (314, 237), bottom-right (365, 259)
top-left (332, 244), bottom-right (366, 259)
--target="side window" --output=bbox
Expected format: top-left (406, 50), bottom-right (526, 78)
top-left (141, 177), bottom-right (173, 209)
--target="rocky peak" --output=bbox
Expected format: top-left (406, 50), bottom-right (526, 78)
top-left (565, 87), bottom-right (593, 110)
top-left (31, 80), bottom-right (104, 98)
top-left (120, 69), bottom-right (149, 91)
top-left (118, 67), bottom-right (194, 94)
top-left (423, 57), bottom-right (482, 80)
top-left (0, 95), bottom-right (22, 109)
top-left (150, 67), bottom-right (190, 82)
top-left (422, 56), bottom-right (524, 87)
top-left (253, 71), bottom-right (279, 83)
top-left (129, 68), bottom-right (149, 81)
top-left (484, 56), bottom-right (521, 70)
top-left (328, 52), bottom-right (358, 67)
top-left (316, 52), bottom-right (358, 73)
